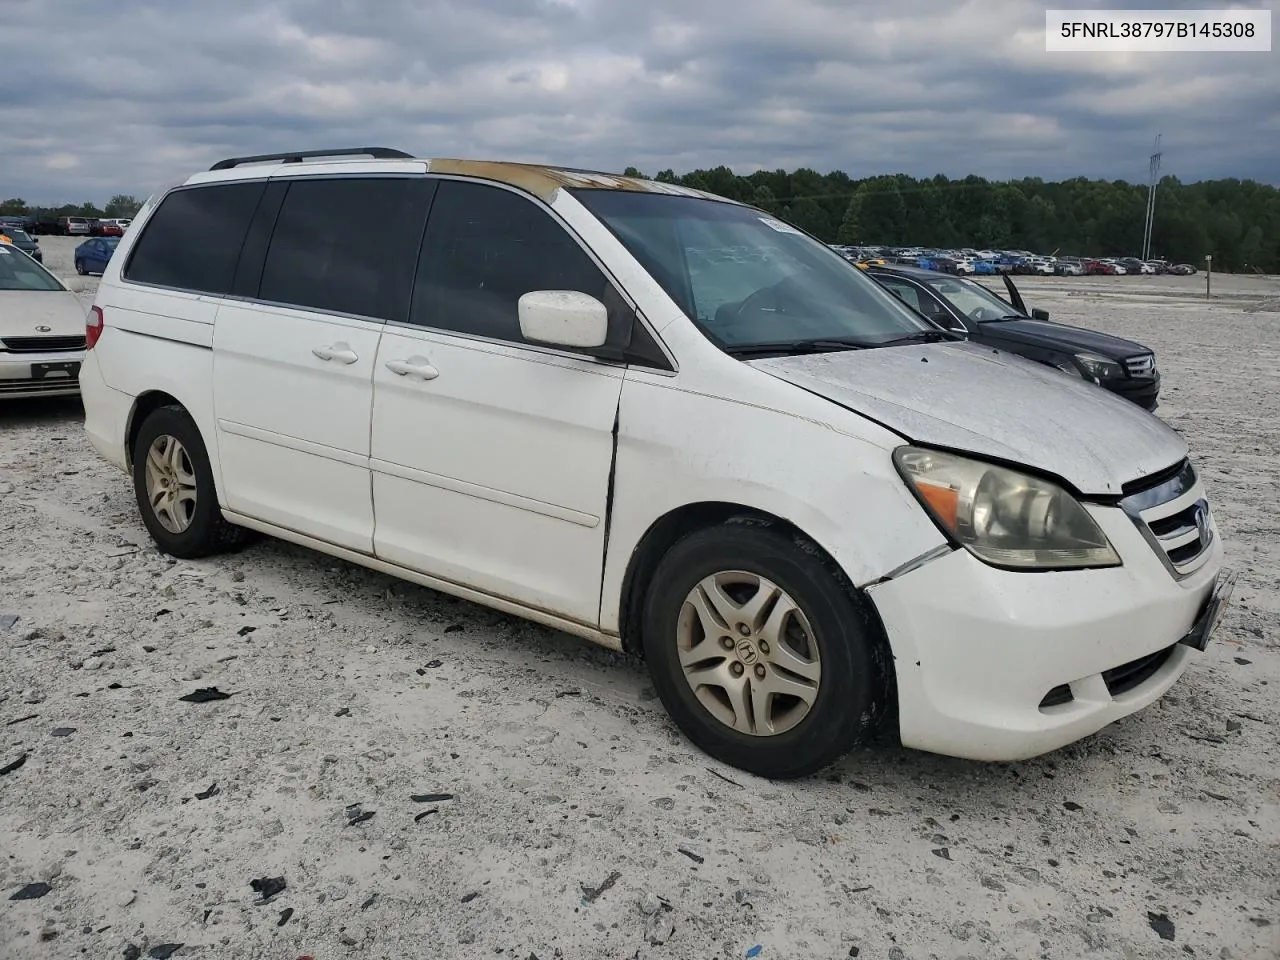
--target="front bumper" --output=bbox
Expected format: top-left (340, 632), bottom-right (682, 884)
top-left (1104, 372), bottom-right (1160, 411)
top-left (0, 349), bottom-right (84, 398)
top-left (866, 501), bottom-right (1224, 761)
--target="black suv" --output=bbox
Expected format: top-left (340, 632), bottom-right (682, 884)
top-left (867, 265), bottom-right (1160, 410)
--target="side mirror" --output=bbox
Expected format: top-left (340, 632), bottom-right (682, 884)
top-left (1031, 308), bottom-right (1050, 321)
top-left (518, 290), bottom-right (608, 349)
top-left (65, 277), bottom-right (88, 293)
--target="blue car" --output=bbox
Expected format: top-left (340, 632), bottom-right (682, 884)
top-left (74, 237), bottom-right (119, 275)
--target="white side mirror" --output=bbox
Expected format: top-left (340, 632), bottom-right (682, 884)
top-left (65, 277), bottom-right (88, 293)
top-left (518, 290), bottom-right (608, 349)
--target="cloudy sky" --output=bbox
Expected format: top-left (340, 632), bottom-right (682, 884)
top-left (2, 0), bottom-right (1276, 204)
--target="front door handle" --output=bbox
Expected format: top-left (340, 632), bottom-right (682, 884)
top-left (385, 356), bottom-right (440, 381)
top-left (312, 341), bottom-right (359, 364)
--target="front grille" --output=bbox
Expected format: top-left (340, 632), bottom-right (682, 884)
top-left (1104, 645), bottom-right (1176, 696)
top-left (1125, 354), bottom-right (1156, 377)
top-left (1120, 460), bottom-right (1214, 579)
top-left (0, 335), bottom-right (86, 353)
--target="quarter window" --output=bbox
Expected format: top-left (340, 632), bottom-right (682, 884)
top-left (124, 183), bottom-right (265, 294)
top-left (258, 178), bottom-right (426, 322)
top-left (411, 180), bottom-right (627, 349)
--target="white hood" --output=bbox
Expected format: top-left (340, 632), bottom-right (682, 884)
top-left (750, 340), bottom-right (1188, 496)
top-left (0, 290), bottom-right (88, 338)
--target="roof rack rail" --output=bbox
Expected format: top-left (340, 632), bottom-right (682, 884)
top-left (209, 147), bottom-right (414, 171)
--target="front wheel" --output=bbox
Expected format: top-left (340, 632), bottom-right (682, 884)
top-left (641, 521), bottom-right (891, 779)
top-left (75, 259), bottom-right (86, 275)
top-left (131, 405), bottom-right (251, 558)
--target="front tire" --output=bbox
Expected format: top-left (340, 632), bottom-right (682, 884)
top-left (641, 520), bottom-right (890, 779)
top-left (75, 259), bottom-right (86, 275)
top-left (131, 405), bottom-right (250, 558)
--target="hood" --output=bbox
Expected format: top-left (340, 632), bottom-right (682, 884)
top-left (0, 289), bottom-right (88, 338)
top-left (978, 318), bottom-right (1149, 359)
top-left (750, 340), bottom-right (1186, 496)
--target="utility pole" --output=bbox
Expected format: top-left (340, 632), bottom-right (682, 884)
top-left (1142, 134), bottom-right (1162, 261)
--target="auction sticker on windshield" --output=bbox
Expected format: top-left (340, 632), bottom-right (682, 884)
top-left (758, 217), bottom-right (803, 234)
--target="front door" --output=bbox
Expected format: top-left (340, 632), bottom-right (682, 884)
top-left (370, 179), bottom-right (628, 624)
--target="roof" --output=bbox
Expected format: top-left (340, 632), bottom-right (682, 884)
top-left (189, 152), bottom-right (735, 205)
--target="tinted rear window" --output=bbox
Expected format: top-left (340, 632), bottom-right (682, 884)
top-left (124, 182), bottom-right (265, 294)
top-left (256, 178), bottom-right (427, 322)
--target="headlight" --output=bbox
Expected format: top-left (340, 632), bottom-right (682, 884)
top-left (1073, 353), bottom-right (1123, 381)
top-left (893, 447), bottom-right (1121, 569)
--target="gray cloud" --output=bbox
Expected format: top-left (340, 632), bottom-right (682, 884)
top-left (1, 0), bottom-right (1275, 203)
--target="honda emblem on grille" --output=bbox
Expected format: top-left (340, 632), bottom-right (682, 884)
top-left (34, 325), bottom-right (51, 332)
top-left (1193, 501), bottom-right (1211, 545)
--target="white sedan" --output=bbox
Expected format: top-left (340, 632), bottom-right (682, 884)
top-left (0, 245), bottom-right (89, 398)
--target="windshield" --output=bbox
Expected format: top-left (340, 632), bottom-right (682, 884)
top-left (0, 246), bottom-right (64, 291)
top-left (923, 275), bottom-right (1021, 323)
top-left (99, 237), bottom-right (120, 249)
top-left (571, 190), bottom-right (931, 350)
top-left (4, 229), bottom-right (33, 242)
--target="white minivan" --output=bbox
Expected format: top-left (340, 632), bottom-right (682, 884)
top-left (80, 148), bottom-right (1233, 778)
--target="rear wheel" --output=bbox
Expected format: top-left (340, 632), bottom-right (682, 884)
top-left (131, 405), bottom-right (251, 558)
top-left (641, 520), bottom-right (890, 779)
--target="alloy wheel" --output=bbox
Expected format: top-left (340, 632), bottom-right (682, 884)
top-left (675, 571), bottom-right (822, 737)
top-left (143, 434), bottom-right (198, 534)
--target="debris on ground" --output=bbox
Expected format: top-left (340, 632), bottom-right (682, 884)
top-left (1148, 912), bottom-right (1176, 941)
top-left (178, 687), bottom-right (231, 703)
top-left (250, 876), bottom-right (287, 904)
top-left (580, 870), bottom-right (621, 904)
top-left (9, 882), bottom-right (53, 900)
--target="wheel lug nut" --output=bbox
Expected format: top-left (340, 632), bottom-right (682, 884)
top-left (737, 624), bottom-right (751, 636)
top-left (721, 637), bottom-right (734, 650)
top-left (759, 641), bottom-right (770, 654)
top-left (730, 662), bottom-right (744, 677)
top-left (754, 664), bottom-right (766, 679)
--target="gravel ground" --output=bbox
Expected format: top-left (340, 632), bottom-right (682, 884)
top-left (2, 240), bottom-right (1278, 960)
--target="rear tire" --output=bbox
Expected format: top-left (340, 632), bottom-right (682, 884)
top-left (131, 405), bottom-right (251, 559)
top-left (641, 520), bottom-right (890, 779)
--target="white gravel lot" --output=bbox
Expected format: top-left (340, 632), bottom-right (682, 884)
top-left (2, 238), bottom-right (1278, 960)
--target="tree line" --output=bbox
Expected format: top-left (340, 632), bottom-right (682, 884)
top-left (0, 195), bottom-right (144, 221)
top-left (623, 166), bottom-right (1278, 273)
top-left (6, 169), bottom-right (1277, 273)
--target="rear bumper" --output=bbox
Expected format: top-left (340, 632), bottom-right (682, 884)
top-left (866, 503), bottom-right (1223, 761)
top-left (0, 349), bottom-right (84, 398)
top-left (80, 351), bottom-right (131, 472)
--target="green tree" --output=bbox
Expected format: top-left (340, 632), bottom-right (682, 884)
top-left (836, 195), bottom-right (862, 243)
top-left (0, 198), bottom-right (27, 215)
top-left (104, 194), bottom-right (143, 217)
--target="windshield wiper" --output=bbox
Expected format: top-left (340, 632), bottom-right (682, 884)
top-left (871, 329), bottom-right (962, 347)
top-left (722, 338), bottom-right (869, 357)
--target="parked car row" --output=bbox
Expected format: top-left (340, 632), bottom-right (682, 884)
top-left (52, 148), bottom-right (1230, 781)
top-left (10, 215), bottom-right (132, 236)
top-left (830, 245), bottom-right (1198, 277)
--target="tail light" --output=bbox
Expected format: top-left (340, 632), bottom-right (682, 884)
top-left (86, 305), bottom-right (104, 349)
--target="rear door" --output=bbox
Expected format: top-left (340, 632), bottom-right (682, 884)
top-left (212, 174), bottom-right (433, 552)
top-left (369, 179), bottom-right (630, 624)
